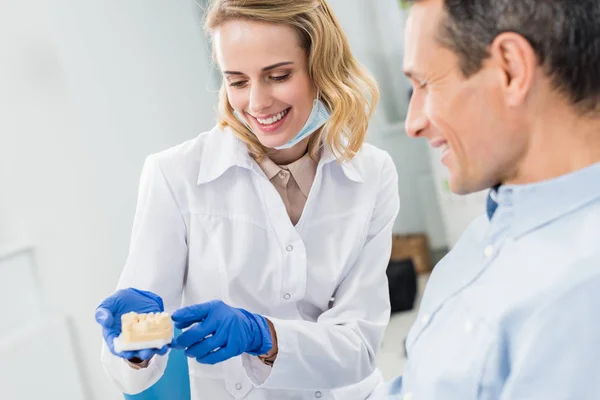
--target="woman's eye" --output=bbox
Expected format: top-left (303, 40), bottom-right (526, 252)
top-left (270, 74), bottom-right (290, 82)
top-left (229, 80), bottom-right (248, 88)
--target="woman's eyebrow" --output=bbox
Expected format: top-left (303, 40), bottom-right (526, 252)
top-left (223, 61), bottom-right (295, 75)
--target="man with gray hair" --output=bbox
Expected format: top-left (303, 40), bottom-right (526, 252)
top-left (376, 0), bottom-right (600, 399)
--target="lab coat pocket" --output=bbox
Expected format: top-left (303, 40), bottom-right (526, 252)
top-left (331, 368), bottom-right (384, 400)
top-left (187, 357), bottom-right (226, 380)
top-left (188, 212), bottom-right (280, 309)
top-left (188, 357), bottom-right (253, 398)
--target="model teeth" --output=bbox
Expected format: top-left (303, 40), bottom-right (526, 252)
top-left (119, 311), bottom-right (174, 345)
top-left (123, 311), bottom-right (170, 324)
top-left (257, 109), bottom-right (288, 125)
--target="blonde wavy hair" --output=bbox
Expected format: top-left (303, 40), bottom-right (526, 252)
top-left (204, 0), bottom-right (379, 162)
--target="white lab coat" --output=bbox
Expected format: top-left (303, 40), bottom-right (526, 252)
top-left (101, 126), bottom-right (400, 399)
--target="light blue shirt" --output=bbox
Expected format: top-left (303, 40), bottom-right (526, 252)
top-left (376, 162), bottom-right (600, 399)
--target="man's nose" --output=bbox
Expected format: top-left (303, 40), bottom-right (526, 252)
top-left (405, 91), bottom-right (429, 138)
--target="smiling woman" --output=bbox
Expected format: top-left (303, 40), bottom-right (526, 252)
top-left (214, 20), bottom-right (318, 161)
top-left (96, 1), bottom-right (400, 399)
top-left (205, 0), bottom-right (379, 164)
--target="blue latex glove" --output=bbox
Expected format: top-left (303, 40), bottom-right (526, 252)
top-left (95, 288), bottom-right (170, 360)
top-left (171, 300), bottom-right (273, 365)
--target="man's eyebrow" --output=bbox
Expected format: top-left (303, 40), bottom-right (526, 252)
top-left (223, 61), bottom-right (295, 75)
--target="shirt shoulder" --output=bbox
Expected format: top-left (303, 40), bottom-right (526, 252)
top-left (511, 200), bottom-right (600, 298)
top-left (529, 249), bottom-right (600, 310)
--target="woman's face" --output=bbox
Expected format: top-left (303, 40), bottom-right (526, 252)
top-left (213, 19), bottom-right (316, 149)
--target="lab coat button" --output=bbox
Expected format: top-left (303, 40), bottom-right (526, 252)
top-left (235, 383), bottom-right (242, 390)
top-left (286, 244), bottom-right (294, 252)
top-left (284, 293), bottom-right (291, 300)
top-left (315, 391), bottom-right (322, 398)
top-left (484, 245), bottom-right (494, 258)
top-left (421, 313), bottom-right (430, 325)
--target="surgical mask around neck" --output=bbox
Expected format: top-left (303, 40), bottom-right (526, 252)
top-left (233, 97), bottom-right (330, 150)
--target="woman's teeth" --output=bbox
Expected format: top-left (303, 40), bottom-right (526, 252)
top-left (441, 143), bottom-right (450, 153)
top-left (256, 109), bottom-right (288, 125)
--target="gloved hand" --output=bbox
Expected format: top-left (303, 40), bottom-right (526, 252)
top-left (171, 300), bottom-right (273, 365)
top-left (95, 288), bottom-right (170, 360)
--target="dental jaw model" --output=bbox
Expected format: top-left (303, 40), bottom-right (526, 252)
top-left (113, 311), bottom-right (174, 353)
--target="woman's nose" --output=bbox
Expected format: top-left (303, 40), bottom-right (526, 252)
top-left (248, 85), bottom-right (273, 114)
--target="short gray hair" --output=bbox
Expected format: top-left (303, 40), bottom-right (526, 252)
top-left (407, 0), bottom-right (600, 114)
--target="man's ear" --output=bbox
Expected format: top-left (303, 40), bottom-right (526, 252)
top-left (489, 32), bottom-right (537, 107)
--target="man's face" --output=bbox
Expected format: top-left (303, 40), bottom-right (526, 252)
top-left (403, 0), bottom-right (525, 194)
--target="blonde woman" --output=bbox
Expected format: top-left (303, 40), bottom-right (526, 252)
top-left (95, 0), bottom-right (400, 398)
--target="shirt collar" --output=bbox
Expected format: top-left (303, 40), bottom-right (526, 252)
top-left (257, 152), bottom-right (318, 197)
top-left (486, 185), bottom-right (500, 220)
top-left (493, 162), bottom-right (600, 238)
top-left (287, 152), bottom-right (318, 196)
top-left (256, 156), bottom-right (282, 181)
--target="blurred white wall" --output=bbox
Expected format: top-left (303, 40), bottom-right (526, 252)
top-left (328, 0), bottom-right (447, 249)
top-left (328, 0), bottom-right (410, 126)
top-left (0, 1), bottom-right (217, 399)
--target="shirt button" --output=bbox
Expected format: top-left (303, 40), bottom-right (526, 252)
top-left (284, 293), bottom-right (291, 300)
top-left (286, 244), bottom-right (294, 252)
top-left (235, 383), bottom-right (242, 390)
top-left (484, 245), bottom-right (494, 258)
top-left (421, 313), bottom-right (430, 325)
top-left (279, 170), bottom-right (288, 179)
top-left (315, 391), bottom-right (322, 398)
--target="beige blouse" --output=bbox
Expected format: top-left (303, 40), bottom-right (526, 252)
top-left (256, 152), bottom-right (318, 226)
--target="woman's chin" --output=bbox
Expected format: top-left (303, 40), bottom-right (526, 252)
top-left (255, 133), bottom-right (292, 150)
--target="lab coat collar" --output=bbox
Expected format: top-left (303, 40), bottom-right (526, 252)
top-left (319, 143), bottom-right (364, 183)
top-left (197, 126), bottom-right (364, 185)
top-left (196, 126), bottom-right (255, 185)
